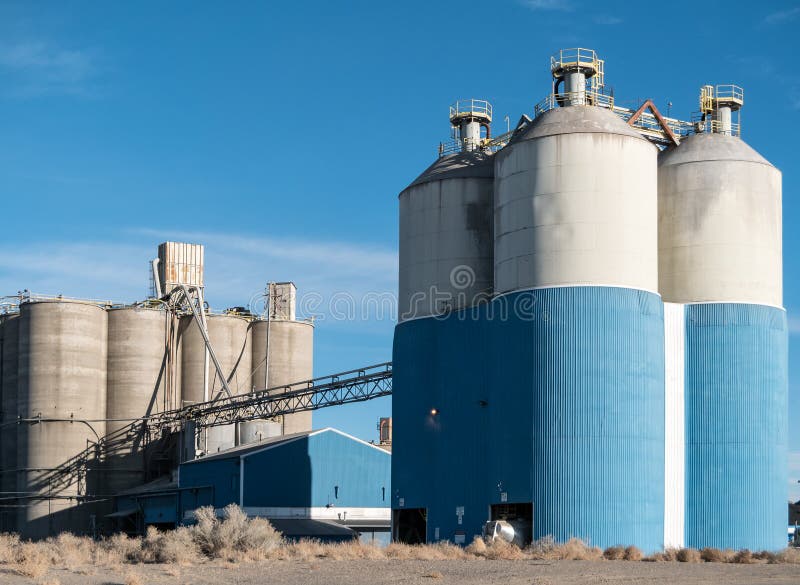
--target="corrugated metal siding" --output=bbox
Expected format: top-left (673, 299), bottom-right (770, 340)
top-left (523, 287), bottom-right (664, 551)
top-left (393, 308), bottom-right (491, 543)
top-left (179, 456), bottom-right (241, 508)
top-left (664, 303), bottom-right (685, 548)
top-left (242, 431), bottom-right (390, 508)
top-left (684, 303), bottom-right (788, 551)
top-left (393, 286), bottom-right (665, 550)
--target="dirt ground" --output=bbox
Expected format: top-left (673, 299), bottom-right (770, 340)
top-left (2, 559), bottom-right (799, 585)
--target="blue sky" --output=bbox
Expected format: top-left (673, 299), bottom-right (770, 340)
top-left (0, 1), bottom-right (798, 496)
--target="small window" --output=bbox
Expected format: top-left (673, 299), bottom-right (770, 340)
top-left (334, 485), bottom-right (339, 499)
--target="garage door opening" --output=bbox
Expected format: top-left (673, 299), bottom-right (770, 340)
top-left (393, 508), bottom-right (427, 544)
top-left (489, 502), bottom-right (533, 546)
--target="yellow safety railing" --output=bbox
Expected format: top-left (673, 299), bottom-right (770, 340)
top-left (550, 48), bottom-right (604, 89)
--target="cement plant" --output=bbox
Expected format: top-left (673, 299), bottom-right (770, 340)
top-left (0, 47), bottom-right (792, 567)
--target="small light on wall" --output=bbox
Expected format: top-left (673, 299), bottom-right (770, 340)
top-left (430, 408), bottom-right (439, 416)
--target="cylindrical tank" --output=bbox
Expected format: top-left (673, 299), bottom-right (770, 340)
top-left (105, 307), bottom-right (168, 494)
top-left (494, 106), bottom-right (658, 293)
top-left (180, 313), bottom-right (252, 453)
top-left (0, 314), bottom-right (19, 532)
top-left (659, 132), bottom-right (786, 550)
top-left (17, 300), bottom-right (107, 538)
top-left (490, 105), bottom-right (664, 550)
top-left (658, 133), bottom-right (782, 306)
top-left (246, 319), bottom-right (313, 440)
top-left (398, 151), bottom-right (494, 321)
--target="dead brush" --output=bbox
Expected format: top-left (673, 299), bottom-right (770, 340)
top-left (731, 549), bottom-right (756, 564)
top-left (700, 547), bottom-right (731, 563)
top-left (324, 541), bottom-right (385, 560)
top-left (277, 539), bottom-right (328, 561)
top-left (553, 538), bottom-right (602, 561)
top-left (602, 545), bottom-right (625, 560)
top-left (11, 541), bottom-right (50, 578)
top-left (464, 536), bottom-right (487, 556)
top-left (0, 532), bottom-right (21, 564)
top-left (49, 532), bottom-right (94, 566)
top-left (140, 525), bottom-right (199, 564)
top-left (676, 548), bottom-right (701, 563)
top-left (97, 533), bottom-right (142, 565)
top-left (774, 548), bottom-right (800, 564)
top-left (527, 535), bottom-right (556, 559)
top-left (623, 546), bottom-right (643, 561)
top-left (382, 542), bottom-right (466, 560)
top-left (187, 504), bottom-right (282, 561)
top-left (481, 539), bottom-right (526, 561)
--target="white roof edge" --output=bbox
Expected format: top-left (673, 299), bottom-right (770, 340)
top-left (239, 428), bottom-right (390, 460)
top-left (321, 427), bottom-right (392, 455)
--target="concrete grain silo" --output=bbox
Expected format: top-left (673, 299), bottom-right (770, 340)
top-left (16, 300), bottom-right (108, 539)
top-left (180, 312), bottom-right (252, 453)
top-left (397, 100), bottom-right (494, 321)
top-left (392, 101), bottom-right (496, 545)
top-left (658, 85), bottom-right (786, 550)
top-left (245, 283), bottom-right (314, 441)
top-left (0, 314), bottom-right (19, 532)
top-left (491, 48), bottom-right (664, 550)
top-left (105, 306), bottom-right (168, 495)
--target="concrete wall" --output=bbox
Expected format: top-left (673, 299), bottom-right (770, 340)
top-left (249, 320), bottom-right (313, 438)
top-left (658, 134), bottom-right (782, 306)
top-left (398, 152), bottom-right (494, 321)
top-left (494, 106), bottom-right (658, 294)
top-left (17, 301), bottom-right (108, 538)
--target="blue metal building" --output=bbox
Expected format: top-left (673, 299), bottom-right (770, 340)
top-left (114, 428), bottom-right (391, 541)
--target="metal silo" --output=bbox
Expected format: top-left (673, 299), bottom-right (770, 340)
top-left (105, 306), bottom-right (168, 494)
top-left (0, 313), bottom-right (19, 532)
top-left (489, 48), bottom-right (663, 549)
top-left (17, 300), bottom-right (108, 538)
top-left (658, 86), bottom-right (786, 550)
top-left (247, 318), bottom-right (313, 439)
top-left (180, 312), bottom-right (252, 453)
top-left (398, 100), bottom-right (494, 321)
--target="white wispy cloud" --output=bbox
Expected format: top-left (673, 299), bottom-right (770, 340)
top-left (0, 230), bottom-right (399, 330)
top-left (764, 7), bottom-right (800, 25)
top-left (0, 40), bottom-right (100, 97)
top-left (519, 0), bottom-right (573, 11)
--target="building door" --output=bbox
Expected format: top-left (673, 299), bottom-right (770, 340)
top-left (393, 508), bottom-right (427, 544)
top-left (489, 502), bottom-right (533, 546)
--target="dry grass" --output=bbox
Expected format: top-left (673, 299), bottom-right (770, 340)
top-left (700, 547), bottom-right (732, 563)
top-left (189, 504), bottom-right (282, 561)
top-left (676, 548), bottom-right (702, 563)
top-left (623, 546), bottom-right (643, 561)
top-left (603, 545), bottom-right (625, 560)
top-left (12, 541), bottom-right (50, 578)
top-left (422, 571), bottom-right (444, 579)
top-left (0, 512), bottom-right (798, 573)
top-left (124, 572), bottom-right (143, 585)
top-left (731, 549), bottom-right (755, 564)
top-left (774, 547), bottom-right (800, 564)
